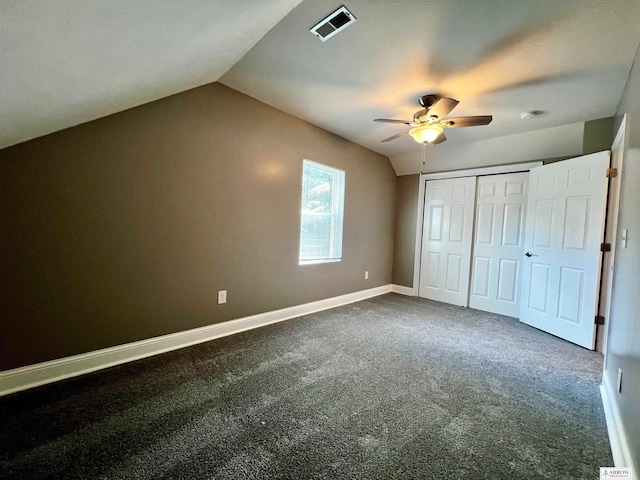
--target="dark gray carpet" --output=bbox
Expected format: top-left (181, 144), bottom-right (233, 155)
top-left (0, 294), bottom-right (612, 479)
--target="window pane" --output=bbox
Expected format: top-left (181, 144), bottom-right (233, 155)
top-left (299, 160), bottom-right (345, 264)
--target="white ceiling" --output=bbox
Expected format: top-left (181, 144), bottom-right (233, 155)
top-left (221, 0), bottom-right (640, 159)
top-left (2, 0), bottom-right (640, 172)
top-left (0, 0), bottom-right (303, 149)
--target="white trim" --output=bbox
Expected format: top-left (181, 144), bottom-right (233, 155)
top-left (602, 115), bottom-right (627, 359)
top-left (421, 161), bottom-right (543, 180)
top-left (601, 375), bottom-right (638, 478)
top-left (0, 285), bottom-right (393, 397)
top-left (391, 284), bottom-right (415, 296)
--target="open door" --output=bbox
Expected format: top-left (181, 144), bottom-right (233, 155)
top-left (519, 152), bottom-right (609, 349)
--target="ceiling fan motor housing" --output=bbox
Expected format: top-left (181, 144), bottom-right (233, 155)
top-left (418, 94), bottom-right (438, 109)
top-left (417, 113), bottom-right (439, 123)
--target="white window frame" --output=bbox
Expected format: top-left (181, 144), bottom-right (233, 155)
top-left (299, 159), bottom-right (345, 265)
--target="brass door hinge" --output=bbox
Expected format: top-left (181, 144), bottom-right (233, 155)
top-left (606, 168), bottom-right (618, 178)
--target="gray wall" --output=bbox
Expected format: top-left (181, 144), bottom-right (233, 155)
top-left (390, 122), bottom-right (585, 175)
top-left (606, 43), bottom-right (640, 469)
top-left (583, 117), bottom-right (614, 156)
top-left (392, 175), bottom-right (419, 287)
top-left (0, 82), bottom-right (396, 371)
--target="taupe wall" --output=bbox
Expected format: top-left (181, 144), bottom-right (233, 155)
top-left (391, 175), bottom-right (419, 287)
top-left (0, 83), bottom-right (396, 371)
top-left (606, 43), bottom-right (640, 469)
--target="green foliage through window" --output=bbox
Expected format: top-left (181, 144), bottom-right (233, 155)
top-left (299, 160), bottom-right (345, 264)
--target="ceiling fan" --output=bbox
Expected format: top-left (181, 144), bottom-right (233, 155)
top-left (374, 95), bottom-right (493, 145)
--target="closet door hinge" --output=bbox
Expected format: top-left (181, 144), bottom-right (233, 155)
top-left (600, 243), bottom-right (612, 252)
top-left (595, 315), bottom-right (605, 325)
top-left (606, 168), bottom-right (618, 178)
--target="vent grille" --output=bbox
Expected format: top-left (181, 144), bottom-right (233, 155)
top-left (330, 11), bottom-right (351, 29)
top-left (310, 6), bottom-right (356, 42)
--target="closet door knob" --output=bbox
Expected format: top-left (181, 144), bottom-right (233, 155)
top-left (524, 252), bottom-right (537, 257)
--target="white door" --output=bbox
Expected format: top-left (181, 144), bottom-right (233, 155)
top-left (519, 152), bottom-right (609, 349)
top-left (470, 172), bottom-right (528, 317)
top-left (419, 176), bottom-right (476, 306)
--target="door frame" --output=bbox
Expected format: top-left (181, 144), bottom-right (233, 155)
top-left (413, 162), bottom-right (542, 297)
top-left (601, 115), bottom-right (627, 357)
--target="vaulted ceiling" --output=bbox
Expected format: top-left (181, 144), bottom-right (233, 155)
top-left (0, 0), bottom-right (304, 149)
top-left (2, 0), bottom-right (640, 171)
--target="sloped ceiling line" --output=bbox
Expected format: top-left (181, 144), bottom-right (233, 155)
top-left (3, 0), bottom-right (640, 176)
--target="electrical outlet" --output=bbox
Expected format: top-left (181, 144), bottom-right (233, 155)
top-left (617, 368), bottom-right (623, 393)
top-left (365, 271), bottom-right (369, 280)
top-left (218, 290), bottom-right (227, 304)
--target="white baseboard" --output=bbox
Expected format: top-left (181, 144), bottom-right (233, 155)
top-left (0, 284), bottom-right (393, 397)
top-left (601, 375), bottom-right (638, 479)
top-left (391, 284), bottom-right (415, 296)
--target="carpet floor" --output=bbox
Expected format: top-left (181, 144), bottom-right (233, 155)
top-left (0, 294), bottom-right (612, 479)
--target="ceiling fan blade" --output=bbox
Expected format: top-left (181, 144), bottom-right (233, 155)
top-left (427, 97), bottom-right (459, 119)
top-left (374, 118), bottom-right (411, 125)
top-left (381, 130), bottom-right (410, 142)
top-left (445, 115), bottom-right (493, 127)
top-left (431, 131), bottom-right (447, 145)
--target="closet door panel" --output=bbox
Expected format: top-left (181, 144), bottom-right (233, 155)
top-left (469, 172), bottom-right (528, 317)
top-left (419, 177), bottom-right (476, 306)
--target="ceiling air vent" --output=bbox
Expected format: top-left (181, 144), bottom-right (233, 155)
top-left (310, 6), bottom-right (356, 42)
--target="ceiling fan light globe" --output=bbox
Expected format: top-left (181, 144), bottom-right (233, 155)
top-left (409, 125), bottom-right (443, 143)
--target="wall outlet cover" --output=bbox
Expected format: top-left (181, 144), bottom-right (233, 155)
top-left (218, 290), bottom-right (227, 304)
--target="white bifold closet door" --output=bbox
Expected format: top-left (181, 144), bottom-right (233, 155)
top-left (469, 172), bottom-right (528, 317)
top-left (418, 177), bottom-right (476, 306)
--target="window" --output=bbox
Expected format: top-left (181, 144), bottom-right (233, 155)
top-left (299, 159), bottom-right (345, 264)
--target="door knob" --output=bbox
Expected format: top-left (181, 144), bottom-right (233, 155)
top-left (524, 252), bottom-right (537, 257)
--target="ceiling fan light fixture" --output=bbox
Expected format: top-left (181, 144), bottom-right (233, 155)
top-left (409, 124), bottom-right (443, 143)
